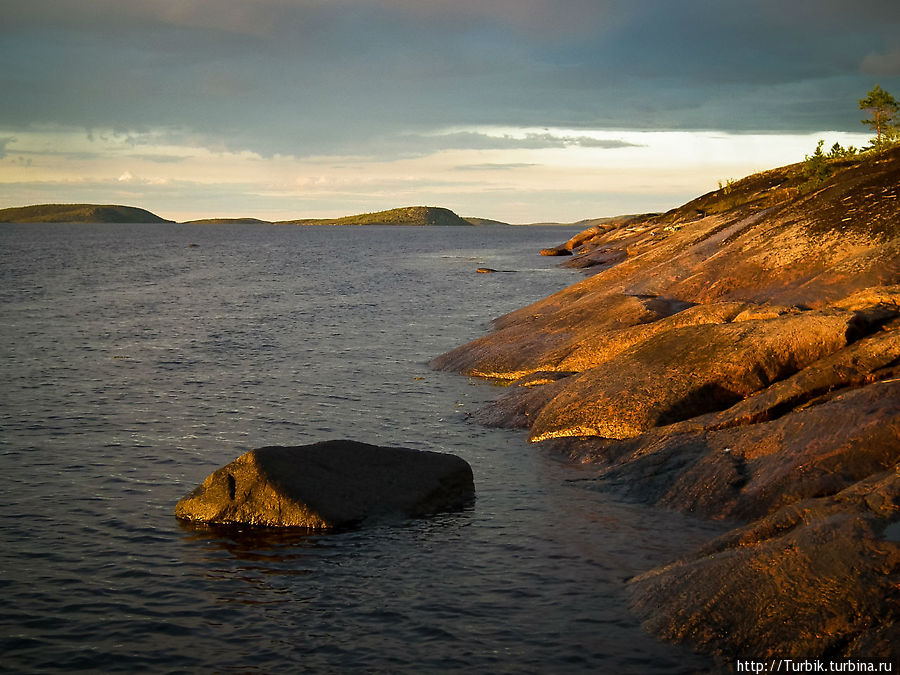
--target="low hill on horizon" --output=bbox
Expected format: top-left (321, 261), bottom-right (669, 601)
top-left (182, 217), bottom-right (273, 225)
top-left (276, 205), bottom-right (471, 227)
top-left (0, 202), bottom-right (633, 228)
top-left (0, 203), bottom-right (488, 227)
top-left (0, 203), bottom-right (173, 224)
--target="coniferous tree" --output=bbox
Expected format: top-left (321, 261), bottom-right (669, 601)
top-left (802, 139), bottom-right (830, 188)
top-left (858, 84), bottom-right (899, 146)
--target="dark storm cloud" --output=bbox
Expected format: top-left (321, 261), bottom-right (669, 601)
top-left (2, 0), bottom-right (898, 156)
top-left (862, 47), bottom-right (900, 76)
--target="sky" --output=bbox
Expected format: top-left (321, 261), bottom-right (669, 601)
top-left (1, 0), bottom-right (898, 223)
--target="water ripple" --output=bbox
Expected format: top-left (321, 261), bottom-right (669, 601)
top-left (0, 224), bottom-right (724, 673)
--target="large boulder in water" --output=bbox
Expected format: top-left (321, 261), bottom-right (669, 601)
top-left (175, 440), bottom-right (475, 528)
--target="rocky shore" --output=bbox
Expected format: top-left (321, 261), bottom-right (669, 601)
top-left (432, 147), bottom-right (900, 661)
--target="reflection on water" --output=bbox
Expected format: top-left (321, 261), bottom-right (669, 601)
top-left (177, 519), bottom-right (330, 564)
top-left (1, 224), bottom-right (726, 673)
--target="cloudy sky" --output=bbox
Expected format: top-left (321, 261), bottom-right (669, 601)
top-left (1, 0), bottom-right (898, 222)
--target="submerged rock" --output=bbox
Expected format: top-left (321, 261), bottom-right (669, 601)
top-left (175, 440), bottom-right (475, 528)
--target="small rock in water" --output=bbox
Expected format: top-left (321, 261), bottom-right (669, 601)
top-left (175, 439), bottom-right (475, 529)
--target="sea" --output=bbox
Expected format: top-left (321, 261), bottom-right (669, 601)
top-left (0, 223), bottom-right (726, 673)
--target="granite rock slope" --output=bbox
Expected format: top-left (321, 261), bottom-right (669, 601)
top-left (433, 146), bottom-right (900, 660)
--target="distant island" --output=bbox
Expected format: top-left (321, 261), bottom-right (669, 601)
top-left (0, 203), bottom-right (174, 224)
top-left (277, 206), bottom-right (471, 227)
top-left (185, 206), bottom-right (474, 227)
top-left (0, 204), bottom-right (474, 227)
top-left (182, 217), bottom-right (273, 225)
top-left (0, 203), bottom-right (589, 227)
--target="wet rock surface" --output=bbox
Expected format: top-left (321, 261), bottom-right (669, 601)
top-left (434, 147), bottom-right (900, 660)
top-left (175, 440), bottom-right (475, 528)
top-left (629, 470), bottom-right (900, 661)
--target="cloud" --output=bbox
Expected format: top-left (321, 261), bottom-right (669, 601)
top-left (131, 153), bottom-right (189, 164)
top-left (4, 0), bottom-right (898, 153)
top-left (506, 133), bottom-right (640, 150)
top-left (19, 149), bottom-right (101, 161)
top-left (0, 0), bottom-right (291, 37)
top-left (371, 0), bottom-right (623, 37)
top-left (573, 137), bottom-right (641, 149)
top-left (861, 47), bottom-right (900, 76)
top-left (399, 130), bottom-right (641, 154)
top-left (453, 163), bottom-right (538, 171)
top-left (1, 0), bottom-right (898, 200)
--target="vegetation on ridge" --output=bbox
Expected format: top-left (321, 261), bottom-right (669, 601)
top-left (798, 84), bottom-right (900, 193)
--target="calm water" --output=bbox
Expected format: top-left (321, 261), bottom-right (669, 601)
top-left (0, 224), bottom-right (724, 673)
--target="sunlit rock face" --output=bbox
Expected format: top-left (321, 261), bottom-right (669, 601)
top-left (433, 147), bottom-right (900, 383)
top-left (433, 146), bottom-right (900, 661)
top-left (175, 440), bottom-right (475, 528)
top-left (528, 309), bottom-right (860, 442)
